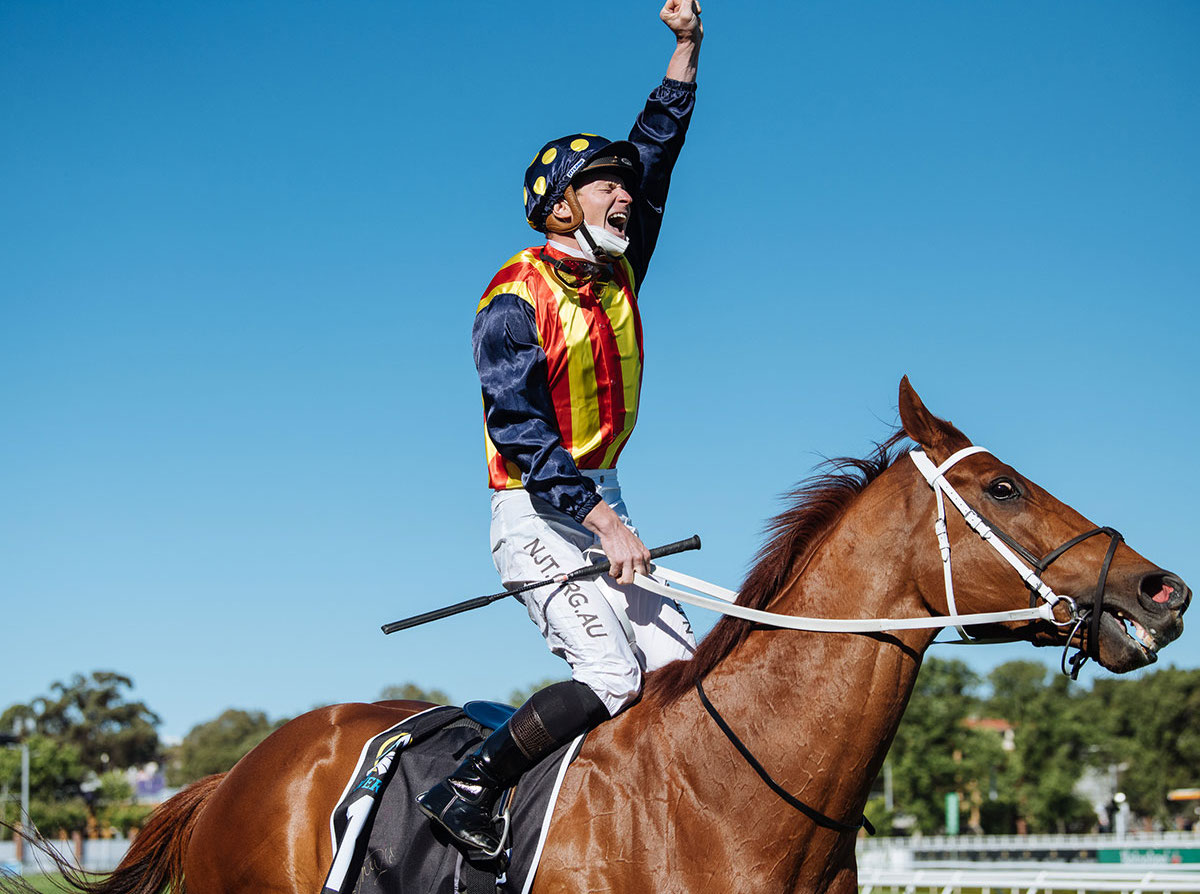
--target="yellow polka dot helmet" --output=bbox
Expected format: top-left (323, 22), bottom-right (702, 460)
top-left (523, 133), bottom-right (642, 233)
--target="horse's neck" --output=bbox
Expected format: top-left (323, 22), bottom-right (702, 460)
top-left (652, 463), bottom-right (933, 879)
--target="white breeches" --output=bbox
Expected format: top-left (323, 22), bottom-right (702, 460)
top-left (489, 470), bottom-right (696, 716)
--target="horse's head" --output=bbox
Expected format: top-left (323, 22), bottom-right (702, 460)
top-left (899, 376), bottom-right (1189, 674)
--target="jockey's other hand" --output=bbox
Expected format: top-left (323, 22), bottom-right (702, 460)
top-left (660, 0), bottom-right (703, 44)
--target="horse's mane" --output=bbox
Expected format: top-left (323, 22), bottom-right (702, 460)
top-left (644, 430), bottom-right (911, 707)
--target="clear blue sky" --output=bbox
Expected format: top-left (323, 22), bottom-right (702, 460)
top-left (3, 1), bottom-right (1197, 740)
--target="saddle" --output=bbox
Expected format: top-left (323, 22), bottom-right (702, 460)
top-left (321, 702), bottom-right (583, 894)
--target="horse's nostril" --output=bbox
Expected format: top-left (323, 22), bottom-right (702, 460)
top-left (1141, 572), bottom-right (1189, 610)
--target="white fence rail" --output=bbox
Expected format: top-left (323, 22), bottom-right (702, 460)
top-left (859, 832), bottom-right (1200, 855)
top-left (0, 838), bottom-right (131, 874)
top-left (5, 833), bottom-right (1200, 887)
top-left (858, 865), bottom-right (1200, 893)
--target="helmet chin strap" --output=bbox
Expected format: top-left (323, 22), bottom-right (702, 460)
top-left (575, 222), bottom-right (629, 260)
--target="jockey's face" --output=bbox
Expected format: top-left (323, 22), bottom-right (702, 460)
top-left (572, 171), bottom-right (633, 238)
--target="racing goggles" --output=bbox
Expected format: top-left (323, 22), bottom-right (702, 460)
top-left (540, 248), bottom-right (612, 289)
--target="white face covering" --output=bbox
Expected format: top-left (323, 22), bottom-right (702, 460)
top-left (575, 223), bottom-right (630, 260)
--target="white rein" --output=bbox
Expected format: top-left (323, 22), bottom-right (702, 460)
top-left (633, 446), bottom-right (1076, 637)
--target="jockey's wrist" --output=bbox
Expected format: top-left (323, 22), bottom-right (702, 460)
top-left (665, 38), bottom-right (700, 83)
top-left (582, 500), bottom-right (623, 538)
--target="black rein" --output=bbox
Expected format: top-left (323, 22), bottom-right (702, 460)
top-left (695, 679), bottom-right (874, 836)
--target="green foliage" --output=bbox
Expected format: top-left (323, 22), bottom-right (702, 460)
top-left (507, 678), bottom-right (570, 706)
top-left (886, 658), bottom-right (988, 833)
top-left (1000, 671), bottom-right (1098, 832)
top-left (4, 672), bottom-right (160, 774)
top-left (864, 794), bottom-right (896, 836)
top-left (883, 659), bottom-right (1200, 836)
top-left (378, 683), bottom-right (453, 705)
top-left (96, 770), bottom-right (134, 805)
top-left (0, 735), bottom-right (87, 801)
top-left (1, 671), bottom-right (161, 837)
top-left (985, 660), bottom-right (1049, 726)
top-left (1091, 666), bottom-right (1200, 822)
top-left (101, 803), bottom-right (156, 836)
top-left (29, 798), bottom-right (88, 835)
top-left (169, 708), bottom-right (287, 786)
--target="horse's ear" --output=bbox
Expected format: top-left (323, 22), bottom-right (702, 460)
top-left (898, 376), bottom-right (972, 461)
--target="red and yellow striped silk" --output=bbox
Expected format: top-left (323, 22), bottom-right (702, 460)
top-left (479, 246), bottom-right (645, 490)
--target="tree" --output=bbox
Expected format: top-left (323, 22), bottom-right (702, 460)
top-left (886, 658), bottom-right (993, 833)
top-left (993, 669), bottom-right (1097, 832)
top-left (378, 683), bottom-right (453, 704)
top-left (984, 660), bottom-right (1050, 727)
top-left (0, 734), bottom-right (87, 803)
top-left (507, 678), bottom-right (569, 706)
top-left (170, 709), bottom-right (287, 785)
top-left (5, 672), bottom-right (161, 773)
top-left (1090, 666), bottom-right (1200, 823)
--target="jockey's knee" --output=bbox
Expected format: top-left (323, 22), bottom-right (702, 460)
top-left (574, 661), bottom-right (642, 717)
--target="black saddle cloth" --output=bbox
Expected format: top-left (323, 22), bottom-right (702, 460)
top-left (326, 705), bottom-right (581, 894)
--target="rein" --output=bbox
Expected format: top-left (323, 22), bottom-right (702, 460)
top-left (662, 443), bottom-right (1123, 842)
top-left (695, 679), bottom-right (874, 836)
top-left (632, 445), bottom-right (1122, 677)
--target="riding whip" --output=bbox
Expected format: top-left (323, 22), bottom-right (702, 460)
top-left (381, 534), bottom-right (701, 635)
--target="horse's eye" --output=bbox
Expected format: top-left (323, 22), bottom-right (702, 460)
top-left (987, 478), bottom-right (1020, 501)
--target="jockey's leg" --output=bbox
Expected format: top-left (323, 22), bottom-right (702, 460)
top-left (595, 575), bottom-right (697, 672)
top-left (587, 481), bottom-right (698, 672)
top-left (416, 679), bottom-right (608, 853)
top-left (417, 489), bottom-right (645, 853)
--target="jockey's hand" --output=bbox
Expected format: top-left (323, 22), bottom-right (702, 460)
top-left (583, 500), bottom-right (651, 586)
top-left (660, 0), bottom-right (703, 45)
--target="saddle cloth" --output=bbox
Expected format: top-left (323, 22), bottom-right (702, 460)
top-left (322, 704), bottom-right (583, 894)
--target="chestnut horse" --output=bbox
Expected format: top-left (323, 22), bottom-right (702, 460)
top-left (14, 380), bottom-right (1189, 893)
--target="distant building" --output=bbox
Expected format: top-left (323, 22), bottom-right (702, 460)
top-left (963, 716), bottom-right (1015, 752)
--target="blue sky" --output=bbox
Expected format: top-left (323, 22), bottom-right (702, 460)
top-left (3, 1), bottom-right (1197, 740)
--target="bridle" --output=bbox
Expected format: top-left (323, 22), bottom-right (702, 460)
top-left (632, 444), bottom-right (1125, 678)
top-left (909, 445), bottom-right (1124, 678)
top-left (645, 443), bottom-right (1128, 836)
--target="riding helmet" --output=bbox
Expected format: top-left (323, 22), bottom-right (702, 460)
top-left (523, 134), bottom-right (643, 233)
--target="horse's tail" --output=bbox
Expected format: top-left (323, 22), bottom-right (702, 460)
top-left (0, 773), bottom-right (225, 894)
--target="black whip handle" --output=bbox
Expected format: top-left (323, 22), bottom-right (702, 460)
top-left (564, 534), bottom-right (701, 583)
top-left (380, 534), bottom-right (700, 635)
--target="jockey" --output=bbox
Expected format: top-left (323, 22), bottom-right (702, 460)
top-left (417, 0), bottom-right (704, 854)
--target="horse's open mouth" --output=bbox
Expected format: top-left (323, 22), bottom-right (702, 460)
top-left (1095, 605), bottom-right (1160, 669)
top-left (1111, 608), bottom-right (1157, 653)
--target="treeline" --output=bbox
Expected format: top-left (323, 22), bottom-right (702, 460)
top-left (877, 658), bottom-right (1200, 834)
top-left (0, 672), bottom-right (160, 837)
top-left (0, 674), bottom-right (553, 838)
top-left (4, 664), bottom-right (1196, 838)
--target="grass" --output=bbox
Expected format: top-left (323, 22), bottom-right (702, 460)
top-left (6, 873), bottom-right (79, 892)
top-left (25, 877), bottom-right (64, 893)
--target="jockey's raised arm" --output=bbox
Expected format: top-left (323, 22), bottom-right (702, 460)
top-left (416, 3), bottom-right (705, 855)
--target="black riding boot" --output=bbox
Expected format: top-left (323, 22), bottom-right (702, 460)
top-left (416, 680), bottom-right (609, 854)
top-left (415, 719), bottom-right (529, 853)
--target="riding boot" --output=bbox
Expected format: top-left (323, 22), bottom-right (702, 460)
top-left (415, 718), bottom-right (529, 853)
top-left (416, 680), bottom-right (609, 854)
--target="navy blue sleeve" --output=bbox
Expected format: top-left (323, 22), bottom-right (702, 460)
top-left (625, 77), bottom-right (697, 290)
top-left (473, 294), bottom-right (602, 523)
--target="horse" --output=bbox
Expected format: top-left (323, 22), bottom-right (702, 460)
top-left (10, 378), bottom-right (1189, 893)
